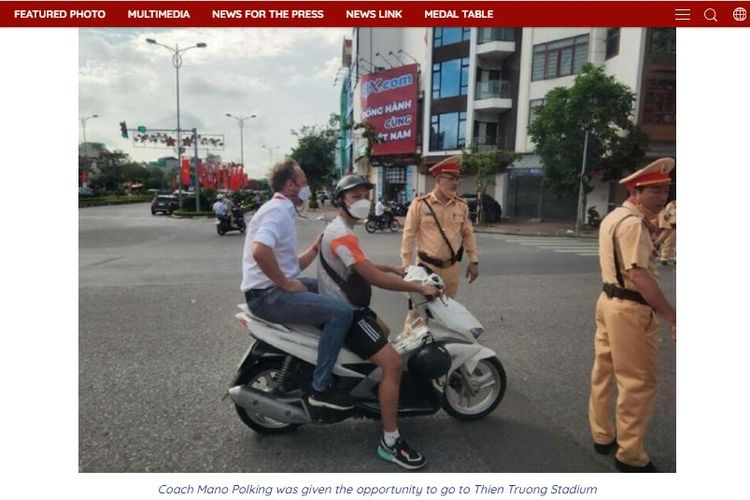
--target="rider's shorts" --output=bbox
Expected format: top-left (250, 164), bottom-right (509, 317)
top-left (345, 308), bottom-right (388, 360)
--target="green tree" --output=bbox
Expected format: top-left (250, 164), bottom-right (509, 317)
top-left (528, 63), bottom-right (648, 196)
top-left (290, 123), bottom-right (338, 208)
top-left (88, 150), bottom-right (156, 194)
top-left (89, 150), bottom-right (131, 193)
top-left (461, 147), bottom-right (517, 224)
top-left (145, 166), bottom-right (168, 190)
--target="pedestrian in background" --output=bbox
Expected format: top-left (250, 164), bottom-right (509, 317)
top-left (654, 200), bottom-right (676, 265)
top-left (588, 157), bottom-right (677, 473)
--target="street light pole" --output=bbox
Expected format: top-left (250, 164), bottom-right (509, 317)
top-left (80, 114), bottom-right (98, 158)
top-left (575, 130), bottom-right (590, 237)
top-left (146, 38), bottom-right (206, 209)
top-left (226, 113), bottom-right (257, 171)
top-left (261, 145), bottom-right (280, 168)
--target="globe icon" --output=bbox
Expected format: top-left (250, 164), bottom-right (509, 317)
top-left (734, 7), bottom-right (748, 21)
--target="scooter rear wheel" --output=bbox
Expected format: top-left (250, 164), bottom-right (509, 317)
top-left (442, 356), bottom-right (506, 421)
top-left (388, 219), bottom-right (401, 232)
top-left (365, 220), bottom-right (378, 233)
top-left (234, 360), bottom-right (301, 434)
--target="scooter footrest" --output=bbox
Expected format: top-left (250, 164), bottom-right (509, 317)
top-left (308, 405), bottom-right (355, 424)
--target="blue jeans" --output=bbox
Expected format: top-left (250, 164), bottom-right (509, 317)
top-left (246, 278), bottom-right (353, 392)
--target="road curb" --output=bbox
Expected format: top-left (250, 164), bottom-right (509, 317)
top-left (474, 227), bottom-right (598, 239)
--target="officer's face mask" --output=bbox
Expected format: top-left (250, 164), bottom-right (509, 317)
top-left (347, 199), bottom-right (372, 219)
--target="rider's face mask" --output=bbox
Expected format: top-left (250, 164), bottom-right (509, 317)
top-left (347, 199), bottom-right (372, 219)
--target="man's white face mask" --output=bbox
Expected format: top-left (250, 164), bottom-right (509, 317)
top-left (347, 199), bottom-right (372, 219)
top-left (296, 185), bottom-right (311, 202)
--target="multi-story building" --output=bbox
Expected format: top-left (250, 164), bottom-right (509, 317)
top-left (346, 27), bottom-right (522, 203)
top-left (513, 27), bottom-right (676, 218)
top-left (343, 27), bottom-right (675, 219)
top-left (347, 28), bottom-right (428, 203)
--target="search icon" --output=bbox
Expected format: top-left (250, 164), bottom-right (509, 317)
top-left (704, 8), bottom-right (718, 22)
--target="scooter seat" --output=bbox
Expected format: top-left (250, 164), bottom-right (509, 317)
top-left (239, 304), bottom-right (323, 335)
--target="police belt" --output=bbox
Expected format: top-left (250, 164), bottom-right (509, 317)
top-left (602, 283), bottom-right (649, 306)
top-left (418, 251), bottom-right (456, 269)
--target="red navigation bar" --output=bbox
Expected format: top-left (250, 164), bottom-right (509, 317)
top-left (1, 1), bottom-right (749, 27)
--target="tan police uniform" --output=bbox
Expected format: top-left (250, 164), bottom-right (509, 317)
top-left (588, 157), bottom-right (674, 469)
top-left (658, 200), bottom-right (676, 264)
top-left (400, 156), bottom-right (477, 298)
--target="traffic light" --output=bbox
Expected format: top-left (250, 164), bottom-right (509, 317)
top-left (120, 121), bottom-right (128, 138)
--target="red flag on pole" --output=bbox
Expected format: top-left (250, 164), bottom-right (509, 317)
top-left (181, 157), bottom-right (190, 187)
top-left (198, 161), bottom-right (209, 188)
top-left (229, 165), bottom-right (239, 191)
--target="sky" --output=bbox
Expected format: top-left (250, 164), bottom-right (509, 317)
top-left (79, 28), bottom-right (350, 178)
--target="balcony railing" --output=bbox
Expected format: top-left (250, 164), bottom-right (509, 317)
top-left (475, 80), bottom-right (512, 100)
top-left (472, 135), bottom-right (510, 151)
top-left (477, 28), bottom-right (516, 44)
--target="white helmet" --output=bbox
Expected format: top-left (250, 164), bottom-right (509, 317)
top-left (217, 193), bottom-right (224, 200)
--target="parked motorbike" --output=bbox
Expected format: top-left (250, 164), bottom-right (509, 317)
top-left (225, 266), bottom-right (507, 434)
top-left (587, 206), bottom-right (602, 228)
top-left (216, 207), bottom-right (247, 235)
top-left (365, 209), bottom-right (401, 233)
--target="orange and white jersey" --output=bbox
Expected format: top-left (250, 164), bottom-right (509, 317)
top-left (317, 216), bottom-right (367, 305)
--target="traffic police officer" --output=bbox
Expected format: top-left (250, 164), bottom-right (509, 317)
top-left (400, 155), bottom-right (479, 298)
top-left (588, 157), bottom-right (677, 473)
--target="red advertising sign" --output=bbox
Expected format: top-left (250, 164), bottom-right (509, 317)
top-left (360, 63), bottom-right (419, 157)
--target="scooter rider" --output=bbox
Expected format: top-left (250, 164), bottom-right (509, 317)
top-left (317, 175), bottom-right (441, 470)
top-left (213, 193), bottom-right (239, 229)
top-left (241, 158), bottom-right (355, 411)
top-left (213, 193), bottom-right (229, 217)
top-left (375, 197), bottom-right (386, 224)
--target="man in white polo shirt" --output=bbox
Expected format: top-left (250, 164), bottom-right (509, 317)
top-left (241, 158), bottom-right (354, 410)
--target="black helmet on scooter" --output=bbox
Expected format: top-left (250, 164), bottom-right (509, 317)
top-left (408, 338), bottom-right (452, 380)
top-left (334, 175), bottom-right (374, 200)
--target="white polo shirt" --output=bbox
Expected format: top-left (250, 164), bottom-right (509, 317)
top-left (241, 194), bottom-right (300, 292)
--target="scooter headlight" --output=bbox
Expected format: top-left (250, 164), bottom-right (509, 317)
top-left (470, 327), bottom-right (484, 339)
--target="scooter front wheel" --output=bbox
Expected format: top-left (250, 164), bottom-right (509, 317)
top-left (365, 220), bottom-right (378, 233)
top-left (234, 360), bottom-right (302, 434)
top-left (442, 356), bottom-right (506, 421)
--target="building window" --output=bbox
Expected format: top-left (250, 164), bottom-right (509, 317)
top-left (434, 27), bottom-right (470, 47)
top-left (432, 57), bottom-right (470, 99)
top-left (430, 112), bottom-right (467, 151)
top-left (385, 167), bottom-right (407, 183)
top-left (528, 98), bottom-right (546, 126)
top-left (649, 28), bottom-right (676, 56)
top-left (606, 28), bottom-right (620, 59)
top-left (532, 35), bottom-right (589, 81)
top-left (642, 79), bottom-right (676, 124)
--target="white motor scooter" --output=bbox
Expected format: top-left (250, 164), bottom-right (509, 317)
top-left (226, 265), bottom-right (506, 433)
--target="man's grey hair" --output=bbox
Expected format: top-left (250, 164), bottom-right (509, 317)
top-left (269, 158), bottom-right (300, 193)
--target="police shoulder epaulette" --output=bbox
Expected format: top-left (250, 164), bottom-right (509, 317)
top-left (415, 194), bottom-right (430, 202)
top-left (453, 195), bottom-right (467, 205)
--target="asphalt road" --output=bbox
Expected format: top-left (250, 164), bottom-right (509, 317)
top-left (79, 203), bottom-right (676, 473)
